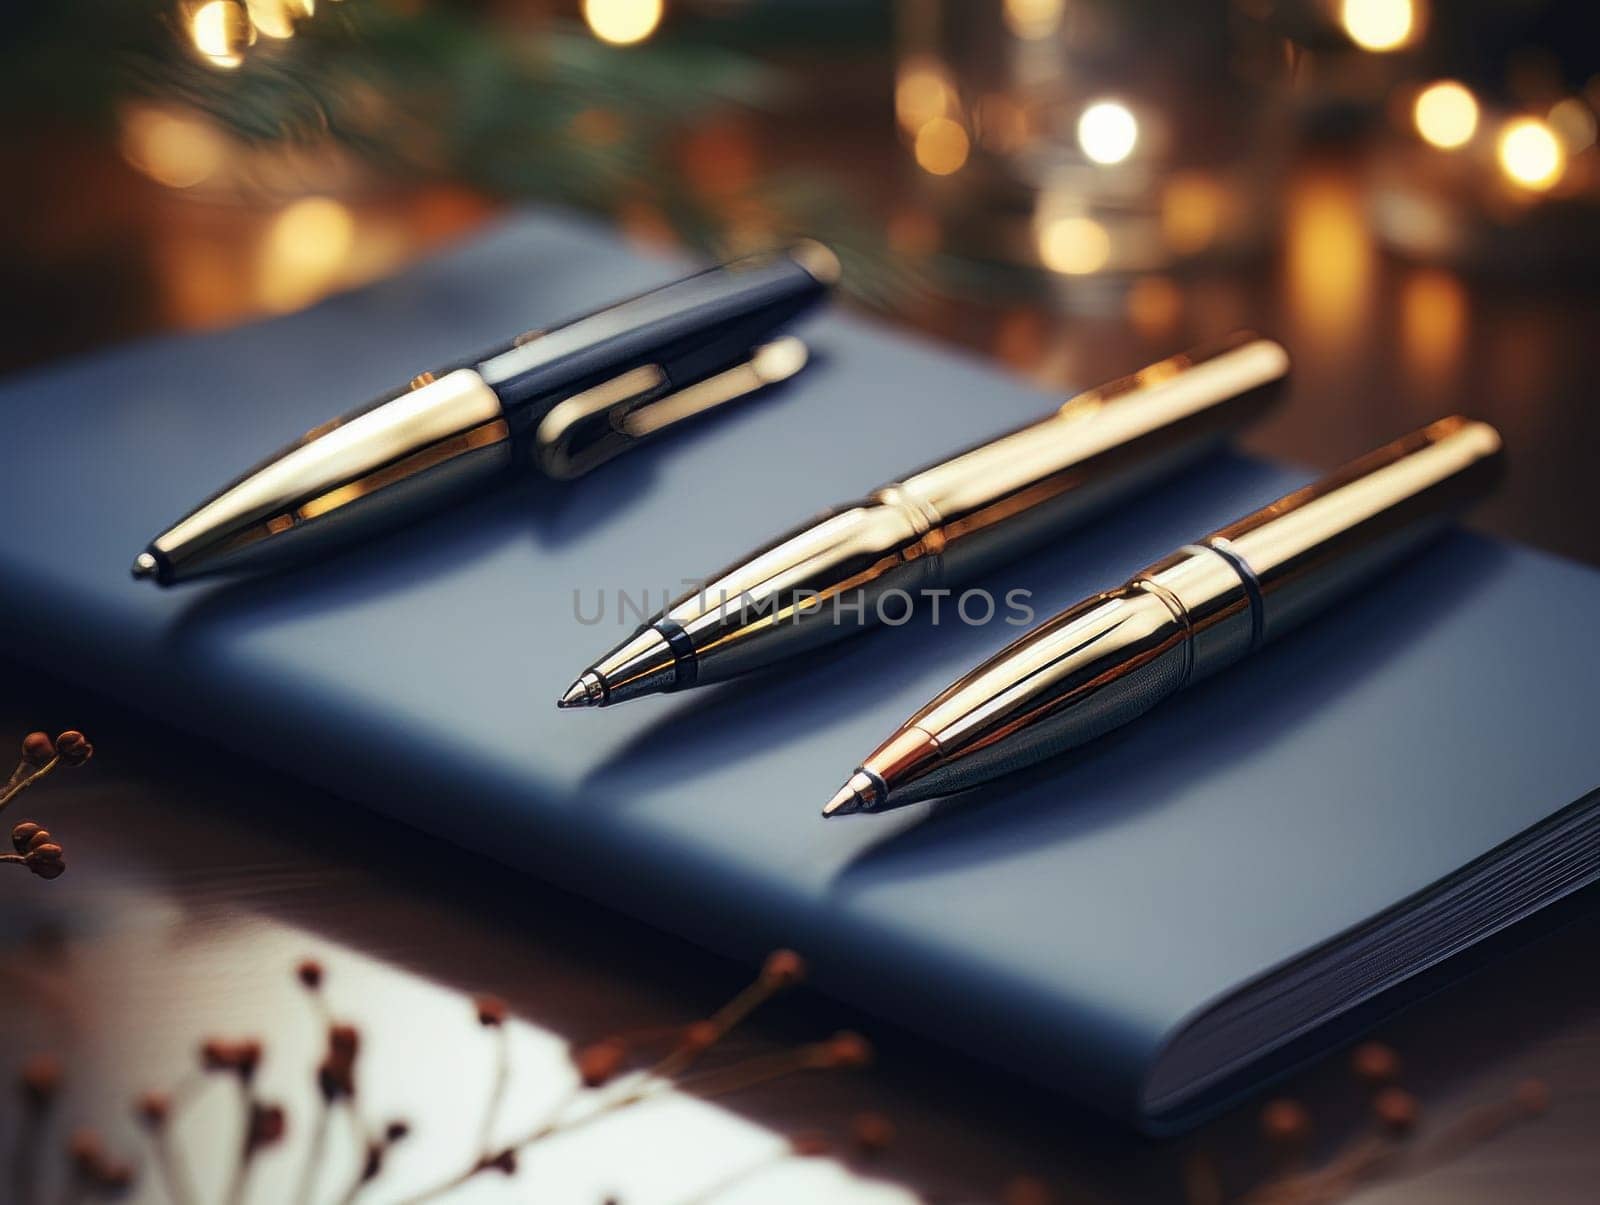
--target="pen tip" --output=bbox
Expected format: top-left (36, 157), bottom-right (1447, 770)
top-left (822, 771), bottom-right (880, 818)
top-left (556, 672), bottom-right (605, 710)
top-left (131, 552), bottom-right (159, 582)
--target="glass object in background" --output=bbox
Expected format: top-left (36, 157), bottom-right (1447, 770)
top-left (895, 0), bottom-right (1292, 301)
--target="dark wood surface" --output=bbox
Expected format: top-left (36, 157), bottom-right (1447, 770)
top-left (2, 88), bottom-right (1599, 1205)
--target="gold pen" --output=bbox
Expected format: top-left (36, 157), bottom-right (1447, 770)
top-left (559, 334), bottom-right (1290, 708)
top-left (823, 416), bottom-right (1504, 817)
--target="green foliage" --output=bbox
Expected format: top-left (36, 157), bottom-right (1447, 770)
top-left (2, 0), bottom-right (927, 307)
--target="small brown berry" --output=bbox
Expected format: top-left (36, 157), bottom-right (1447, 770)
top-left (1260, 1098), bottom-right (1311, 1146)
top-left (296, 960), bottom-right (323, 990)
top-left (851, 1111), bottom-right (895, 1155)
top-left (27, 830), bottom-right (54, 853)
top-left (69, 1128), bottom-right (106, 1175)
top-left (234, 1040), bottom-right (263, 1081)
top-left (1001, 1175), bottom-right (1052, 1205)
top-left (1514, 1078), bottom-right (1550, 1116)
top-left (19, 1054), bottom-right (62, 1108)
top-left (135, 1091), bottom-right (171, 1129)
top-left (247, 1102), bottom-right (286, 1151)
top-left (575, 1038), bottom-right (627, 1087)
top-left (20, 732), bottom-right (55, 767)
top-left (26, 846), bottom-right (65, 879)
top-left (789, 1131), bottom-right (830, 1157)
top-left (474, 995), bottom-right (508, 1027)
top-left (679, 1020), bottom-right (719, 1054)
top-left (201, 1039), bottom-right (234, 1072)
top-left (55, 731), bottom-right (93, 767)
top-left (11, 822), bottom-right (42, 853)
top-left (328, 1024), bottom-right (360, 1060)
top-left (1351, 1042), bottom-right (1400, 1085)
top-left (1373, 1086), bottom-right (1420, 1136)
top-left (824, 1031), bottom-right (872, 1069)
top-left (761, 949), bottom-right (807, 989)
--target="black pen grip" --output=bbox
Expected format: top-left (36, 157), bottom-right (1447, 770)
top-left (475, 244), bottom-right (835, 414)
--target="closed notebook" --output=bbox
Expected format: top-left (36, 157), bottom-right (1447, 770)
top-left (1, 213), bottom-right (1597, 1132)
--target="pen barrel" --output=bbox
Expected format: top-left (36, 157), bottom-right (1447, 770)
top-left (629, 334), bottom-right (1288, 691)
top-left (473, 243), bottom-right (836, 419)
top-left (894, 334), bottom-right (1289, 580)
top-left (888, 417), bottom-right (1503, 804)
top-left (1173, 414), bottom-right (1503, 660)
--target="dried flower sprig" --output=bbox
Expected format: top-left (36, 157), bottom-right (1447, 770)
top-left (13, 948), bottom-right (880, 1204)
top-left (395, 949), bottom-right (874, 1205)
top-left (2, 729), bottom-right (93, 883)
top-left (1, 730), bottom-right (94, 812)
top-left (1230, 1042), bottom-right (1552, 1205)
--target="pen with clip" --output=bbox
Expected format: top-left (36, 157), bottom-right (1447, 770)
top-left (559, 334), bottom-right (1291, 709)
top-left (822, 415), bottom-right (1504, 817)
top-left (132, 244), bottom-right (837, 585)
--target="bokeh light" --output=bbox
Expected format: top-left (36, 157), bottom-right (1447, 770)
top-left (1497, 118), bottom-right (1566, 191)
top-left (582, 0), bottom-right (664, 47)
top-left (245, 0), bottom-right (313, 40)
top-left (1077, 101), bottom-right (1138, 166)
top-left (1340, 0), bottom-right (1414, 52)
top-left (1161, 172), bottom-right (1227, 255)
top-left (1413, 82), bottom-right (1478, 150)
top-left (259, 196), bottom-right (356, 312)
top-left (1126, 276), bottom-right (1182, 337)
top-left (1003, 0), bottom-right (1064, 41)
top-left (1400, 269), bottom-right (1466, 395)
top-left (190, 0), bottom-right (256, 69)
top-left (896, 59), bottom-right (956, 132)
top-left (1039, 216), bottom-right (1111, 275)
top-left (914, 117), bottom-right (970, 176)
top-left (1287, 174), bottom-right (1372, 350)
top-left (120, 107), bottom-right (229, 189)
top-left (1548, 98), bottom-right (1597, 154)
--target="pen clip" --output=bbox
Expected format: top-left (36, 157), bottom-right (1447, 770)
top-left (533, 336), bottom-right (809, 480)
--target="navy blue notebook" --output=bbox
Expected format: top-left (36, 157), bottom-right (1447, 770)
top-left (1, 213), bottom-right (1597, 1131)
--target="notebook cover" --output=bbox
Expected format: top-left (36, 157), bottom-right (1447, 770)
top-left (1, 213), bottom-right (1596, 1131)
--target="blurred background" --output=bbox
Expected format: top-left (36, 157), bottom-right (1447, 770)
top-left (3, 0), bottom-right (1597, 562)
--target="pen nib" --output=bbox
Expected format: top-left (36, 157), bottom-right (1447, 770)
top-left (556, 672), bottom-right (605, 710)
top-left (822, 771), bottom-right (880, 818)
top-left (131, 551), bottom-right (159, 582)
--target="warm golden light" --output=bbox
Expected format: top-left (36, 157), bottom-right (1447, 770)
top-left (1286, 173), bottom-right (1372, 350)
top-left (1400, 268), bottom-right (1466, 395)
top-left (1161, 172), bottom-right (1227, 255)
top-left (1126, 276), bottom-right (1182, 337)
top-left (582, 0), bottom-right (663, 46)
top-left (1039, 217), bottom-right (1111, 275)
top-left (1413, 81), bottom-right (1478, 150)
top-left (1003, 0), bottom-right (1064, 40)
top-left (190, 0), bottom-right (255, 68)
top-left (1497, 118), bottom-right (1566, 191)
top-left (896, 59), bottom-right (955, 132)
top-left (1077, 100), bottom-right (1138, 166)
top-left (1340, 0), bottom-right (1414, 52)
top-left (914, 117), bottom-right (970, 176)
top-left (120, 107), bottom-right (229, 189)
top-left (259, 196), bottom-right (356, 312)
top-left (246, 0), bottom-right (313, 39)
top-left (1548, 98), bottom-right (1597, 153)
